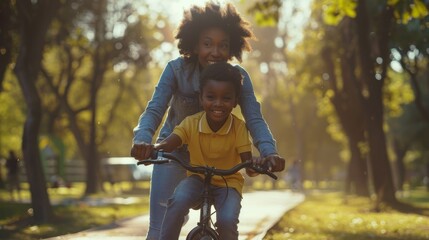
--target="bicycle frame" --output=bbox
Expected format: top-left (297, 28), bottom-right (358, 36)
top-left (187, 167), bottom-right (220, 240)
top-left (137, 150), bottom-right (277, 240)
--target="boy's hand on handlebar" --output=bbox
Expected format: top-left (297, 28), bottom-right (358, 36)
top-left (264, 154), bottom-right (286, 172)
top-left (245, 157), bottom-right (262, 177)
top-left (130, 142), bottom-right (155, 162)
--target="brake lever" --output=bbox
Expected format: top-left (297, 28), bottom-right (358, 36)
top-left (137, 159), bottom-right (170, 165)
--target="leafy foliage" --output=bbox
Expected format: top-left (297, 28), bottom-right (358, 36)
top-left (322, 0), bottom-right (429, 25)
top-left (246, 0), bottom-right (282, 27)
top-left (323, 0), bottom-right (357, 25)
top-left (0, 71), bottom-right (25, 157)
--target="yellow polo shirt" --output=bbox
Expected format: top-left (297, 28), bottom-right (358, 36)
top-left (172, 111), bottom-right (252, 195)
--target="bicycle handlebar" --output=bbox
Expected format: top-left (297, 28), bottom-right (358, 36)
top-left (137, 150), bottom-right (278, 180)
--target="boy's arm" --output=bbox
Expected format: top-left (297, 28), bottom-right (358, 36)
top-left (240, 151), bottom-right (259, 177)
top-left (154, 133), bottom-right (183, 152)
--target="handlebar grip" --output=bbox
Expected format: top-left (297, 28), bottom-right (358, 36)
top-left (265, 171), bottom-right (278, 180)
top-left (137, 159), bottom-right (170, 165)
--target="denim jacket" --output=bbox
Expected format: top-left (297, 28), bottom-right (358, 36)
top-left (133, 57), bottom-right (277, 157)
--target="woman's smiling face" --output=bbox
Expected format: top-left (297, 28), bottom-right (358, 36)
top-left (194, 27), bottom-right (230, 68)
top-left (200, 79), bottom-right (237, 131)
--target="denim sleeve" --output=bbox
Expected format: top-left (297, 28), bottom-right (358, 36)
top-left (237, 66), bottom-right (278, 157)
top-left (133, 63), bottom-right (175, 144)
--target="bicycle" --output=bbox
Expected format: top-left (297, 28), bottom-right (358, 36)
top-left (137, 150), bottom-right (278, 240)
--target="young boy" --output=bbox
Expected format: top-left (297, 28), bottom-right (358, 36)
top-left (141, 62), bottom-right (260, 239)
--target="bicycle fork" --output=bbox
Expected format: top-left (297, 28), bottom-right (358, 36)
top-left (198, 173), bottom-right (215, 233)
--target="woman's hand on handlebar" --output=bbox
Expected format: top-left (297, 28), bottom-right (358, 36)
top-left (264, 154), bottom-right (286, 172)
top-left (246, 156), bottom-right (279, 179)
top-left (132, 134), bottom-right (182, 163)
top-left (130, 142), bottom-right (155, 161)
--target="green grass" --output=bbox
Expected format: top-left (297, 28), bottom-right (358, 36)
top-left (265, 189), bottom-right (429, 240)
top-left (0, 181), bottom-right (150, 240)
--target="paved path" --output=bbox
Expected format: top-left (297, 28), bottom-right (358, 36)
top-left (46, 190), bottom-right (304, 240)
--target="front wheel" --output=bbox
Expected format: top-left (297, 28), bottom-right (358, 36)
top-left (186, 226), bottom-right (219, 240)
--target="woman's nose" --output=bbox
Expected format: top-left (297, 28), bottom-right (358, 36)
top-left (211, 46), bottom-right (220, 56)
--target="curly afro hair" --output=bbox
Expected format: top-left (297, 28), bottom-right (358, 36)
top-left (175, 1), bottom-right (255, 63)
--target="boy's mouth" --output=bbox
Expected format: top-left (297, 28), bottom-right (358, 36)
top-left (211, 110), bottom-right (227, 119)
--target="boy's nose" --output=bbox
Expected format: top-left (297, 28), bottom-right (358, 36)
top-left (214, 99), bottom-right (223, 106)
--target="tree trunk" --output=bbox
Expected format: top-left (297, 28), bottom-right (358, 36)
top-left (84, 0), bottom-right (107, 194)
top-left (392, 139), bottom-right (407, 191)
top-left (356, 0), bottom-right (397, 205)
top-left (84, 72), bottom-right (101, 194)
top-left (426, 163), bottom-right (429, 192)
top-left (367, 109), bottom-right (397, 204)
top-left (13, 0), bottom-right (60, 223)
top-left (321, 44), bottom-right (369, 197)
top-left (345, 137), bottom-right (369, 196)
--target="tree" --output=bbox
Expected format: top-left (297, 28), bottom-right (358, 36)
top-left (322, 0), bottom-right (428, 205)
top-left (388, 68), bottom-right (429, 191)
top-left (243, 0), bottom-right (344, 184)
top-left (247, 0), bottom-right (429, 204)
top-left (13, 0), bottom-right (61, 223)
top-left (320, 24), bottom-right (370, 196)
top-left (39, 0), bottom-right (161, 194)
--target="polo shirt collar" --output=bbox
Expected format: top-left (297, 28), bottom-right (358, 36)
top-left (199, 112), bottom-right (233, 135)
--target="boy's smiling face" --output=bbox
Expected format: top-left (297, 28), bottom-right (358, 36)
top-left (200, 79), bottom-right (238, 131)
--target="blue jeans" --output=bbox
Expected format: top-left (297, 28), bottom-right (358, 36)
top-left (159, 175), bottom-right (242, 240)
top-left (146, 151), bottom-right (188, 240)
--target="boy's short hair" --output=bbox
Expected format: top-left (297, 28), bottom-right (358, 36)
top-left (200, 62), bottom-right (243, 97)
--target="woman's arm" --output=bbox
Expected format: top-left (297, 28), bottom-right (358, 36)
top-left (133, 62), bottom-right (176, 144)
top-left (236, 66), bottom-right (277, 157)
top-left (237, 66), bottom-right (286, 172)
